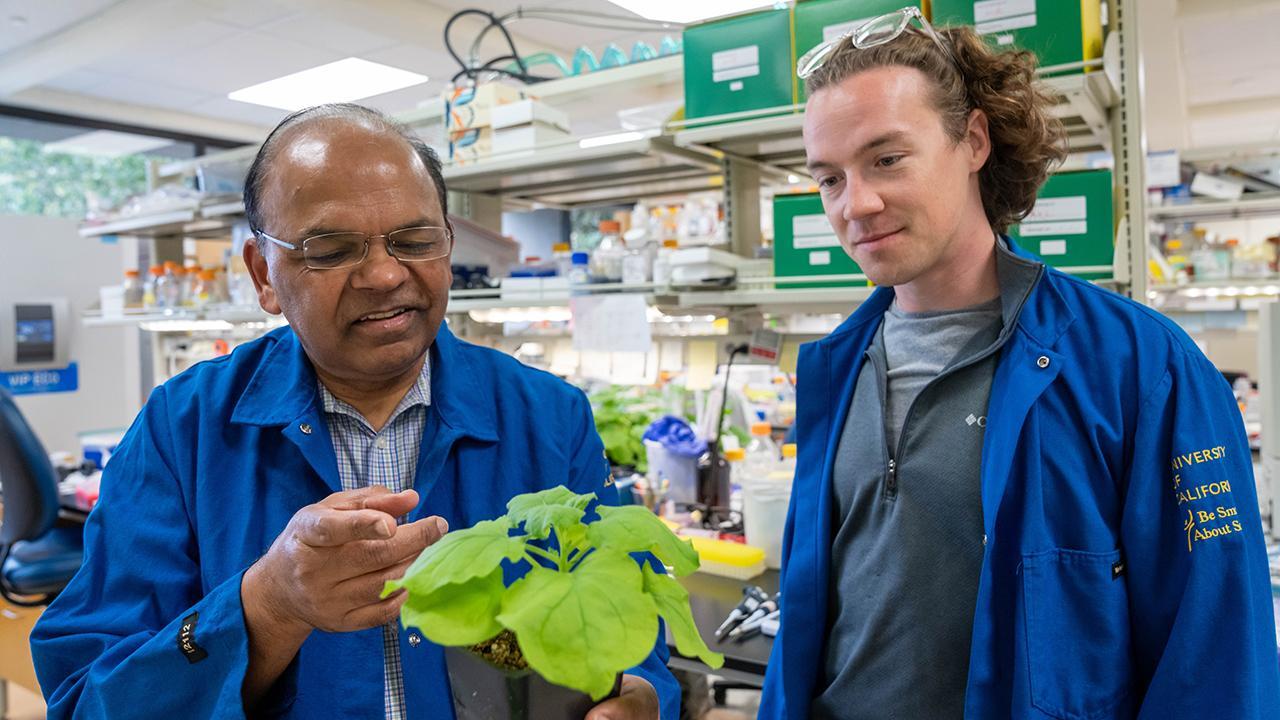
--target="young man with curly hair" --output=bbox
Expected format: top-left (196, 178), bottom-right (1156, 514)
top-left (760, 8), bottom-right (1280, 719)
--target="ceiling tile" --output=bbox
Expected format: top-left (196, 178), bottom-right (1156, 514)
top-left (91, 18), bottom-right (244, 77)
top-left (0, 0), bottom-right (117, 55)
top-left (41, 68), bottom-right (114, 95)
top-left (257, 13), bottom-right (400, 57)
top-left (120, 30), bottom-right (344, 96)
top-left (187, 95), bottom-right (290, 127)
top-left (195, 0), bottom-right (299, 29)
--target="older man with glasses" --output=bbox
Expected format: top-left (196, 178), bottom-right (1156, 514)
top-left (31, 104), bottom-right (676, 720)
top-left (762, 7), bottom-right (1280, 719)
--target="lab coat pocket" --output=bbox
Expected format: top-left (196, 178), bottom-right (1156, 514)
top-left (1022, 548), bottom-right (1132, 720)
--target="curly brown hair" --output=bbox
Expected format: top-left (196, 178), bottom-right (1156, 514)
top-left (803, 24), bottom-right (1066, 234)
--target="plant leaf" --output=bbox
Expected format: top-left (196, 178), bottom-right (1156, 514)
top-left (587, 505), bottom-right (700, 577)
top-left (383, 519), bottom-right (524, 598)
top-left (505, 486), bottom-right (595, 540)
top-left (399, 567), bottom-right (506, 647)
top-left (496, 550), bottom-right (659, 700)
top-left (641, 566), bottom-right (724, 669)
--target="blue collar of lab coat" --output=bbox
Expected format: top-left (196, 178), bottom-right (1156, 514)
top-left (229, 320), bottom-right (500, 445)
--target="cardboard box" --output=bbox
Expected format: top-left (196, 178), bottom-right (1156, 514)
top-left (448, 127), bottom-right (492, 165)
top-left (443, 82), bottom-right (528, 134)
top-left (491, 124), bottom-right (573, 157)
top-left (772, 192), bottom-right (866, 288)
top-left (1010, 169), bottom-right (1114, 279)
top-left (490, 100), bottom-right (571, 133)
top-left (683, 7), bottom-right (797, 124)
top-left (0, 598), bottom-right (42, 693)
top-left (794, 0), bottom-right (930, 101)
top-left (931, 0), bottom-right (1103, 69)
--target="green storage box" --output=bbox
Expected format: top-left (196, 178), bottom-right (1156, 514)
top-left (773, 192), bottom-right (867, 288)
top-left (794, 0), bottom-right (929, 101)
top-left (683, 8), bottom-right (797, 123)
top-left (931, 0), bottom-right (1103, 69)
top-left (1010, 169), bottom-right (1114, 279)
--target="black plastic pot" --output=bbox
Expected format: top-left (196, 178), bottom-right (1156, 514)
top-left (445, 645), bottom-right (620, 720)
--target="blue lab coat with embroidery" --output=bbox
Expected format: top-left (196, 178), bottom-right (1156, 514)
top-left (760, 243), bottom-right (1280, 719)
top-left (30, 323), bottom-right (679, 719)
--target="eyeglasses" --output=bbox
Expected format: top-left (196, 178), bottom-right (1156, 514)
top-left (256, 226), bottom-right (453, 271)
top-left (796, 6), bottom-right (956, 80)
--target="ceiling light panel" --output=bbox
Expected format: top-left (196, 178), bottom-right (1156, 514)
top-left (228, 57), bottom-right (428, 111)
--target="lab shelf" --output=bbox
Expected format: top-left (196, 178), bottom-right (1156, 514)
top-left (442, 135), bottom-right (721, 207)
top-left (397, 55), bottom-right (684, 129)
top-left (1148, 195), bottom-right (1280, 222)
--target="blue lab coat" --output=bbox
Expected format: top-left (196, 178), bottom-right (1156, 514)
top-left (31, 323), bottom-right (679, 719)
top-left (761, 243), bottom-right (1280, 718)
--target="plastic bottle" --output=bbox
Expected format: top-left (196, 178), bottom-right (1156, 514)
top-left (745, 470), bottom-right (792, 569)
top-left (652, 239), bottom-right (678, 289)
top-left (122, 270), bottom-right (144, 308)
top-left (744, 421), bottom-right (780, 484)
top-left (569, 251), bottom-right (591, 285)
top-left (590, 220), bottom-right (625, 282)
top-left (192, 270), bottom-right (216, 308)
top-left (725, 447), bottom-right (746, 514)
top-left (742, 423), bottom-right (790, 568)
top-left (552, 242), bottom-right (574, 277)
top-left (183, 263), bottom-right (201, 305)
top-left (622, 242), bottom-right (651, 284)
top-left (143, 266), bottom-right (162, 309)
top-left (156, 263), bottom-right (180, 309)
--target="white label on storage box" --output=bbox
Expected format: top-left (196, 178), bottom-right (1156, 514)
top-left (730, 80), bottom-right (744, 92)
top-left (1021, 220), bottom-right (1087, 237)
top-left (1024, 196), bottom-right (1086, 223)
top-left (792, 214), bottom-right (842, 249)
top-left (974, 0), bottom-right (1036, 34)
top-left (1039, 239), bottom-right (1068, 256)
top-left (823, 17), bottom-right (873, 42)
top-left (809, 250), bottom-right (833, 266)
top-left (712, 45), bottom-right (760, 83)
top-left (974, 0), bottom-right (1035, 23)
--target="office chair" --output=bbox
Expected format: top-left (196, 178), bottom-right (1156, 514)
top-left (0, 388), bottom-right (83, 607)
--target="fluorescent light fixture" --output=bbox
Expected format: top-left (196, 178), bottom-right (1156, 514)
top-left (468, 307), bottom-right (573, 324)
top-left (229, 58), bottom-right (429, 111)
top-left (138, 319), bottom-right (235, 333)
top-left (605, 0), bottom-right (777, 24)
top-left (43, 130), bottom-right (172, 158)
top-left (579, 131), bottom-right (647, 149)
top-left (787, 174), bottom-right (801, 184)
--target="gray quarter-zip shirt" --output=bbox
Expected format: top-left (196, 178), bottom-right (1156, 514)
top-left (814, 241), bottom-right (1041, 719)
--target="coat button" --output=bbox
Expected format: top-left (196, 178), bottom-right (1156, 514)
top-left (1036, 356), bottom-right (1050, 369)
top-left (299, 423), bottom-right (312, 435)
top-left (408, 633), bottom-right (422, 647)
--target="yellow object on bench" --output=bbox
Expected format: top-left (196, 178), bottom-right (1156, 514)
top-left (688, 536), bottom-right (766, 580)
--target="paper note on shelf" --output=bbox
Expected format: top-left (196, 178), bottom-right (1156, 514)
top-left (687, 341), bottom-right (718, 391)
top-left (659, 340), bottom-right (684, 373)
top-left (778, 340), bottom-right (801, 375)
top-left (570, 294), bottom-right (652, 353)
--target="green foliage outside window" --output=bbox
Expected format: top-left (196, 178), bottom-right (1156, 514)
top-left (0, 136), bottom-right (148, 219)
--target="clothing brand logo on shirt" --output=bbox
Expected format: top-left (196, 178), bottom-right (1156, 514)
top-left (965, 413), bottom-right (988, 428)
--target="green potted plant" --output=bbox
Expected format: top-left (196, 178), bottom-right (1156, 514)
top-left (384, 486), bottom-right (723, 719)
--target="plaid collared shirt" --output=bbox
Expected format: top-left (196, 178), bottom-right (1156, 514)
top-left (319, 360), bottom-right (431, 720)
